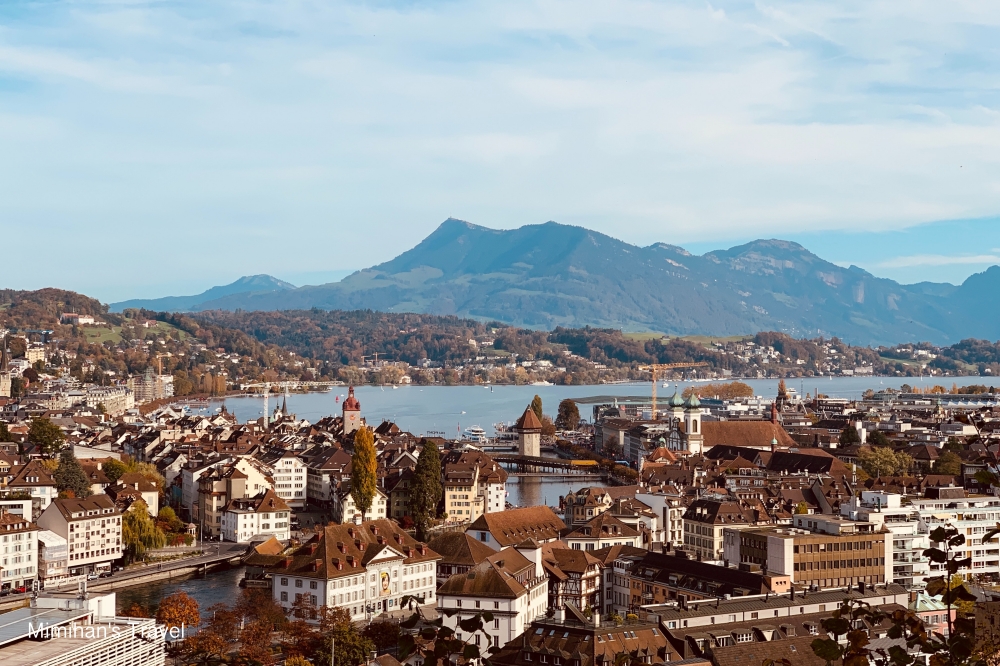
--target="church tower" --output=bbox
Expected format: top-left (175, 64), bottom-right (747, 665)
top-left (684, 394), bottom-right (703, 455)
top-left (515, 405), bottom-right (542, 458)
top-left (0, 339), bottom-right (10, 399)
top-left (342, 386), bottom-right (361, 437)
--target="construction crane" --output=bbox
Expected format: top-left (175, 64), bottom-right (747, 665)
top-left (650, 363), bottom-right (709, 419)
top-left (240, 380), bottom-right (345, 425)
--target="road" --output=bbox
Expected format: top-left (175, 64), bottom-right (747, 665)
top-left (1, 542), bottom-right (248, 605)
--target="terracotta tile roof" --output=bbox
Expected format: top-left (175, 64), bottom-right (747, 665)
top-left (427, 532), bottom-right (497, 567)
top-left (437, 548), bottom-right (534, 599)
top-left (565, 512), bottom-right (640, 540)
top-left (266, 519), bottom-right (439, 580)
top-left (515, 406), bottom-right (542, 431)
top-left (467, 506), bottom-right (565, 547)
top-left (701, 421), bottom-right (797, 450)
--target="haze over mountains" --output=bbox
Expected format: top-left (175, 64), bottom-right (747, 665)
top-left (111, 220), bottom-right (1000, 346)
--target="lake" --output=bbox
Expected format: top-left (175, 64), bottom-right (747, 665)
top-left (202, 376), bottom-right (987, 438)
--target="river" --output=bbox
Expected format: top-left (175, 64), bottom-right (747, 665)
top-left (115, 565), bottom-right (245, 628)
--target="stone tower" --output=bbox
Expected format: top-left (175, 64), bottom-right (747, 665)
top-left (515, 405), bottom-right (542, 458)
top-left (342, 386), bottom-right (361, 437)
top-left (0, 340), bottom-right (10, 399)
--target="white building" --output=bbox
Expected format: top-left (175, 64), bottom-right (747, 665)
top-left (437, 542), bottom-right (549, 646)
top-left (36, 495), bottom-right (122, 576)
top-left (333, 485), bottom-right (388, 524)
top-left (37, 529), bottom-right (70, 585)
top-left (564, 513), bottom-right (642, 551)
top-left (221, 489), bottom-right (291, 543)
top-left (909, 487), bottom-right (1000, 581)
top-left (841, 490), bottom-right (931, 589)
top-left (261, 450), bottom-right (308, 509)
top-left (0, 510), bottom-right (40, 593)
top-left (267, 519), bottom-right (440, 622)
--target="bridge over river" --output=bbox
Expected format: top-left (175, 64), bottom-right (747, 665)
top-left (492, 453), bottom-right (605, 479)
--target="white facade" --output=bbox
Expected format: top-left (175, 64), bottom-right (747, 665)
top-left (841, 491), bottom-right (931, 588)
top-left (0, 518), bottom-right (39, 591)
top-left (268, 452), bottom-right (308, 509)
top-left (36, 496), bottom-right (123, 575)
top-left (910, 491), bottom-right (1000, 581)
top-left (273, 547), bottom-right (437, 622)
top-left (335, 487), bottom-right (388, 524)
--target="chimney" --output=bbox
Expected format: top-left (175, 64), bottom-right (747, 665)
top-left (556, 606), bottom-right (566, 623)
top-left (592, 611), bottom-right (601, 627)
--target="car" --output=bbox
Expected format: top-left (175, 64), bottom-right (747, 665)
top-left (0, 589), bottom-right (10, 597)
top-left (15, 586), bottom-right (26, 594)
top-left (99, 571), bottom-right (113, 578)
top-left (86, 573), bottom-right (99, 581)
top-left (112, 565), bottom-right (124, 573)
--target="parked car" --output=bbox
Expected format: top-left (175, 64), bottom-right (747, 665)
top-left (112, 565), bottom-right (124, 573)
top-left (99, 571), bottom-right (113, 578)
top-left (0, 589), bottom-right (10, 597)
top-left (86, 573), bottom-right (99, 581)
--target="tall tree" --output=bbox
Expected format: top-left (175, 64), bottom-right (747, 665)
top-left (54, 450), bottom-right (92, 498)
top-left (0, 422), bottom-right (11, 442)
top-left (102, 458), bottom-right (127, 484)
top-left (531, 394), bottom-right (543, 421)
top-left (28, 417), bottom-right (65, 455)
top-left (411, 440), bottom-right (442, 541)
top-left (122, 500), bottom-right (166, 563)
top-left (350, 427), bottom-right (377, 522)
top-left (555, 399), bottom-right (580, 430)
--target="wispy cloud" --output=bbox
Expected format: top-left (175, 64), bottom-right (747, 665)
top-left (3, 0), bottom-right (1000, 299)
top-left (878, 254), bottom-right (1000, 268)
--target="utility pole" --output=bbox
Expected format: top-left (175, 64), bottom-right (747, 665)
top-left (331, 635), bottom-right (335, 666)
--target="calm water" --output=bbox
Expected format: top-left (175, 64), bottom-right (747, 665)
top-left (115, 565), bottom-right (245, 628)
top-left (204, 377), bottom-right (986, 438)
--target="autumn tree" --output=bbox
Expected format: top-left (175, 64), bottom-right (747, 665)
top-left (54, 450), bottom-right (92, 498)
top-left (531, 394), bottom-right (543, 421)
top-left (858, 447), bottom-right (912, 478)
top-left (411, 439), bottom-right (442, 541)
top-left (311, 606), bottom-right (374, 666)
top-left (120, 602), bottom-right (150, 618)
top-left (156, 591), bottom-right (200, 630)
top-left (555, 398), bottom-right (580, 430)
top-left (29, 416), bottom-right (65, 455)
top-left (122, 500), bottom-right (166, 563)
top-left (350, 427), bottom-right (378, 521)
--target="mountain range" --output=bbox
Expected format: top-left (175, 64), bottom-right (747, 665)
top-left (111, 274), bottom-right (295, 313)
top-left (111, 220), bottom-right (1000, 346)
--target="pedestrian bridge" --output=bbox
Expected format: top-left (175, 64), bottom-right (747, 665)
top-left (492, 454), bottom-right (603, 476)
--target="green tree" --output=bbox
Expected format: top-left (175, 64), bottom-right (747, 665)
top-left (869, 429), bottom-right (892, 447)
top-left (531, 394), bottom-right (543, 421)
top-left (122, 500), bottom-right (166, 563)
top-left (0, 422), bottom-right (10, 441)
top-left (312, 606), bottom-right (374, 666)
top-left (838, 425), bottom-right (861, 446)
top-left (555, 398), bottom-right (581, 430)
top-left (794, 501), bottom-right (810, 514)
top-left (28, 417), bottom-right (65, 455)
top-left (54, 450), bottom-right (92, 498)
top-left (350, 427), bottom-right (377, 522)
top-left (411, 439), bottom-right (443, 541)
top-left (934, 450), bottom-right (963, 476)
top-left (102, 458), bottom-right (127, 483)
top-left (858, 446), bottom-right (901, 478)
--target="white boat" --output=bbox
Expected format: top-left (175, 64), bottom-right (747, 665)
top-left (464, 425), bottom-right (487, 441)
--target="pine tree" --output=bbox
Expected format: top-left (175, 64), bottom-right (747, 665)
top-left (350, 428), bottom-right (378, 521)
top-left (54, 450), bottom-right (92, 498)
top-left (411, 440), bottom-right (442, 541)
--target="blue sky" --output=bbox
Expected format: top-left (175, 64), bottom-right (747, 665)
top-left (3, 1), bottom-right (1000, 301)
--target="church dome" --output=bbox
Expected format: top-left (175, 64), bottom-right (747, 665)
top-left (668, 391), bottom-right (685, 408)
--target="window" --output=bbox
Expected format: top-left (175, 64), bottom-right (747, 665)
top-left (281, 578), bottom-right (288, 586)
top-left (281, 592), bottom-right (288, 601)
top-left (524, 653), bottom-right (532, 661)
top-left (295, 580), bottom-right (303, 588)
top-left (310, 581), bottom-right (318, 590)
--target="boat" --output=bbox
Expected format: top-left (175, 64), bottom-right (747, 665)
top-left (464, 425), bottom-right (487, 442)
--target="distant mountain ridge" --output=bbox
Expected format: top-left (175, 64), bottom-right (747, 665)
top-left (110, 274), bottom-right (295, 312)
top-left (117, 220), bottom-right (1000, 346)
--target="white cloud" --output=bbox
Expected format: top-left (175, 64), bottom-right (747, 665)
top-left (4, 0), bottom-right (1000, 297)
top-left (878, 254), bottom-right (1000, 268)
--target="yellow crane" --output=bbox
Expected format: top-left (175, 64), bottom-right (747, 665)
top-left (650, 362), bottom-right (709, 418)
